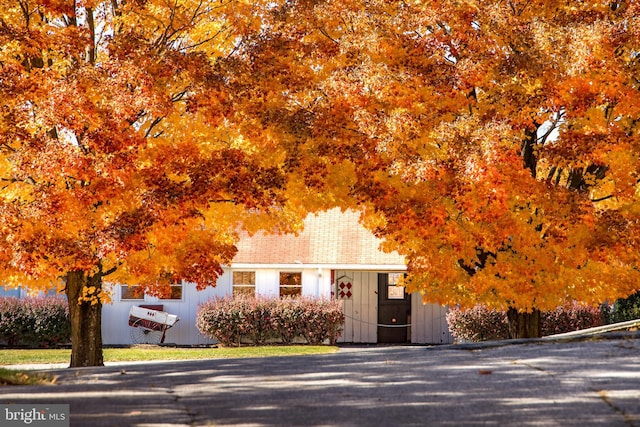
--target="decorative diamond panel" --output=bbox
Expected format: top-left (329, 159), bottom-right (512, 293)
top-left (338, 279), bottom-right (353, 300)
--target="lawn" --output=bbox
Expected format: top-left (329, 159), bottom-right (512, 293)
top-left (0, 345), bottom-right (338, 365)
top-left (0, 368), bottom-right (58, 386)
top-left (0, 345), bottom-right (338, 385)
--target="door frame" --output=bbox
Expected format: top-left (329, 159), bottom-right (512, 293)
top-left (377, 273), bottom-right (411, 343)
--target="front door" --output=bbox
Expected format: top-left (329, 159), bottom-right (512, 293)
top-left (377, 273), bottom-right (411, 343)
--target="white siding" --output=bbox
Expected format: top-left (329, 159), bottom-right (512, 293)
top-left (102, 277), bottom-right (230, 346)
top-left (411, 296), bottom-right (454, 344)
top-left (256, 269), bottom-right (278, 297)
top-left (102, 267), bottom-right (334, 345)
top-left (337, 271), bottom-right (378, 343)
top-left (102, 267), bottom-right (453, 345)
top-left (336, 271), bottom-right (453, 345)
top-left (254, 268), bottom-right (331, 298)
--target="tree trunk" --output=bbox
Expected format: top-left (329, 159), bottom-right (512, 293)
top-left (65, 271), bottom-right (104, 367)
top-left (506, 307), bottom-right (542, 339)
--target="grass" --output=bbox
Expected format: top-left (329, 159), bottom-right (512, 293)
top-left (0, 345), bottom-right (338, 386)
top-left (0, 368), bottom-right (57, 386)
top-left (0, 345), bottom-right (338, 365)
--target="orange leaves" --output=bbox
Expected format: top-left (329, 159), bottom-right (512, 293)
top-left (3, 0), bottom-right (640, 315)
top-left (315, 1), bottom-right (640, 312)
top-left (597, 147), bottom-right (640, 201)
top-left (78, 284), bottom-right (110, 305)
top-left (0, 0), bottom-right (309, 300)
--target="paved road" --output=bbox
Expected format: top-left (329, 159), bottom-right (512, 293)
top-left (1, 334), bottom-right (639, 426)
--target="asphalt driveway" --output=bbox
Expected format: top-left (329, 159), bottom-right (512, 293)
top-left (1, 334), bottom-right (639, 426)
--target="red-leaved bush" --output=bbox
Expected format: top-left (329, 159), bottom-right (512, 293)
top-left (0, 296), bottom-right (71, 347)
top-left (446, 302), bottom-right (606, 342)
top-left (541, 302), bottom-right (605, 336)
top-left (445, 305), bottom-right (509, 342)
top-left (196, 296), bottom-right (344, 346)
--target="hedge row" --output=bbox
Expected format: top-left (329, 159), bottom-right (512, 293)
top-left (446, 302), bottom-right (605, 342)
top-left (608, 290), bottom-right (640, 323)
top-left (0, 297), bottom-right (71, 347)
top-left (196, 296), bottom-right (344, 346)
top-left (445, 305), bottom-right (510, 342)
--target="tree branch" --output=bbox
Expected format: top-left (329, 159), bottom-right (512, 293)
top-left (591, 194), bottom-right (614, 203)
top-left (102, 265), bottom-right (119, 277)
top-left (144, 116), bottom-right (164, 138)
top-left (318, 27), bottom-right (339, 44)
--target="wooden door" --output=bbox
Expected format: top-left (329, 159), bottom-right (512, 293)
top-left (377, 273), bottom-right (411, 343)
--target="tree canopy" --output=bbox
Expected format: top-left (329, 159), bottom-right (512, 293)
top-left (2, 0), bottom-right (640, 362)
top-left (0, 0), bottom-right (318, 297)
top-left (0, 0), bottom-right (331, 365)
top-left (223, 0), bottom-right (640, 312)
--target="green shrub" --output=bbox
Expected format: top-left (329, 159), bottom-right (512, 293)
top-left (196, 296), bottom-right (344, 346)
top-left (446, 302), bottom-right (605, 342)
top-left (0, 296), bottom-right (70, 347)
top-left (609, 291), bottom-right (640, 323)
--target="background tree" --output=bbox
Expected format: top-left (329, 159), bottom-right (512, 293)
top-left (221, 0), bottom-right (640, 337)
top-left (0, 0), bottom-right (319, 367)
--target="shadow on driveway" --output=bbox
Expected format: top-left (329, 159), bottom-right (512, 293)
top-left (1, 335), bottom-right (639, 426)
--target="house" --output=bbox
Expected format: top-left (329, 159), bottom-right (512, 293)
top-left (102, 208), bottom-right (453, 345)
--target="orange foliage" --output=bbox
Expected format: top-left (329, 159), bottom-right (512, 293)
top-left (222, 0), bottom-right (640, 311)
top-left (0, 0), bottom-right (317, 303)
top-left (3, 0), bottom-right (640, 319)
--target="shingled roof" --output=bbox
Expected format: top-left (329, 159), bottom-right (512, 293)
top-left (232, 208), bottom-right (406, 269)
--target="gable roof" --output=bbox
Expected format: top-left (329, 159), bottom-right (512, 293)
top-left (232, 208), bottom-right (406, 269)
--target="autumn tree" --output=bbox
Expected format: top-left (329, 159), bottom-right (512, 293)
top-left (0, 0), bottom-right (322, 367)
top-left (219, 0), bottom-right (640, 337)
top-left (4, 0), bottom-right (640, 367)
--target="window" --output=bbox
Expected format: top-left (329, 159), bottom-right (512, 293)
top-left (233, 271), bottom-right (256, 298)
top-left (279, 272), bottom-right (302, 298)
top-left (387, 273), bottom-right (406, 300)
top-left (121, 285), bottom-right (144, 300)
top-left (121, 283), bottom-right (182, 300)
top-left (159, 284), bottom-right (183, 300)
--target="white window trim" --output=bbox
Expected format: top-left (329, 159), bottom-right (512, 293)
top-left (232, 271), bottom-right (257, 297)
top-left (120, 285), bottom-right (144, 301)
top-left (279, 271), bottom-right (303, 298)
top-left (120, 283), bottom-right (184, 301)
